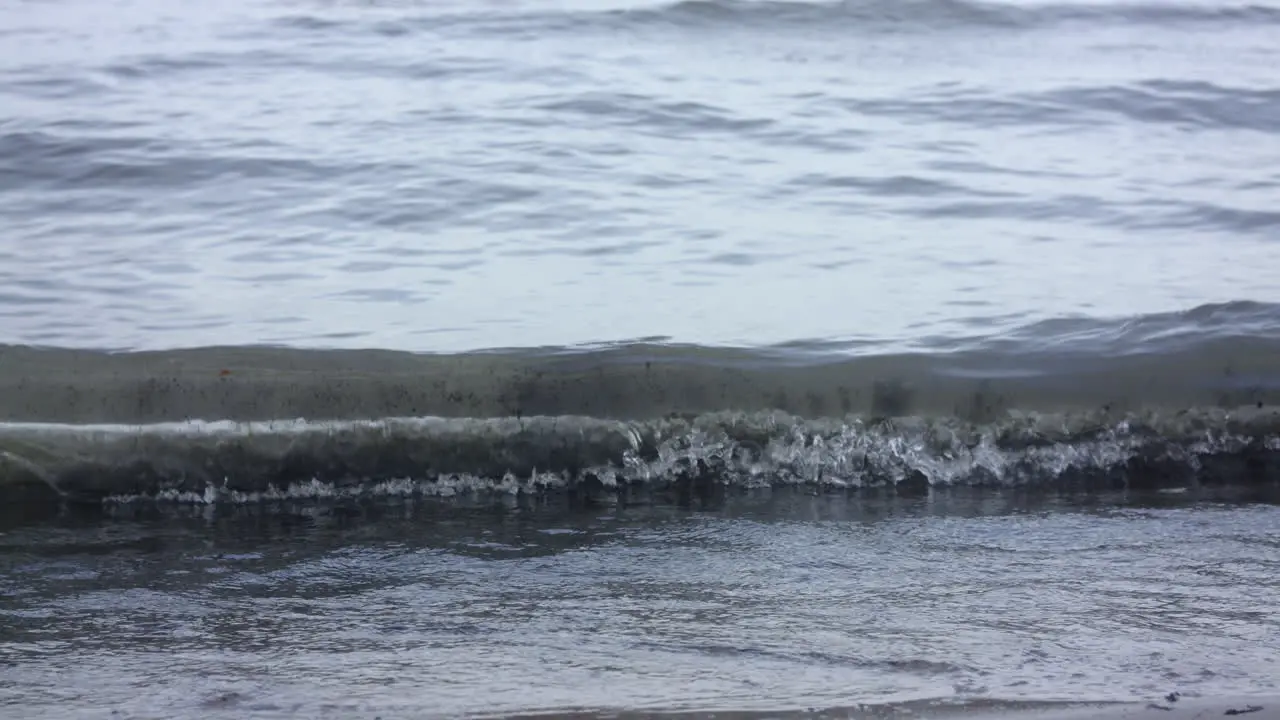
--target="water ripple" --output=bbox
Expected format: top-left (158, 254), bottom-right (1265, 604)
top-left (0, 0), bottom-right (1277, 352)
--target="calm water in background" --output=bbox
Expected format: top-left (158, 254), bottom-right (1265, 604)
top-left (3, 0), bottom-right (1280, 718)
top-left (2, 0), bottom-right (1279, 351)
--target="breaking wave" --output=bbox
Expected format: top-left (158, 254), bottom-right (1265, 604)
top-left (2, 408), bottom-right (1279, 505)
top-left (2, 302), bottom-right (1279, 506)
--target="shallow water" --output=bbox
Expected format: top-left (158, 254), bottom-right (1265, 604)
top-left (3, 491), bottom-right (1279, 720)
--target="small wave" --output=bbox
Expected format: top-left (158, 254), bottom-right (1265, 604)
top-left (909, 195), bottom-right (1280, 235)
top-left (281, 0), bottom-right (1280, 40)
top-left (272, 14), bottom-right (347, 32)
top-left (617, 0), bottom-right (1022, 31)
top-left (849, 81), bottom-right (1280, 134)
top-left (1, 303), bottom-right (1278, 505)
top-left (0, 129), bottom-right (348, 191)
top-left (1050, 81), bottom-right (1280, 134)
top-left (534, 92), bottom-right (774, 136)
top-left (600, 0), bottom-right (1280, 33)
top-left (2, 407), bottom-right (1277, 505)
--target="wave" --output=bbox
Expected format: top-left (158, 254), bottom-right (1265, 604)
top-left (2, 407), bottom-right (1278, 506)
top-left (847, 81), bottom-right (1280, 135)
top-left (267, 0), bottom-right (1280, 41)
top-left (2, 303), bottom-right (1278, 505)
top-left (0, 129), bottom-right (346, 192)
top-left (618, 0), bottom-right (1280, 30)
top-left (454, 0), bottom-right (1280, 35)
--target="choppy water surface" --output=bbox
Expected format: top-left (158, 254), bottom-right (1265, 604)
top-left (2, 492), bottom-right (1279, 720)
top-left (2, 0), bottom-right (1280, 351)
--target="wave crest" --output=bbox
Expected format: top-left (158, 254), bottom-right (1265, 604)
top-left (3, 407), bottom-right (1277, 504)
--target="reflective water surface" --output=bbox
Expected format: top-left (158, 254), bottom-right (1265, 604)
top-left (2, 0), bottom-right (1280, 351)
top-left (3, 490), bottom-right (1278, 719)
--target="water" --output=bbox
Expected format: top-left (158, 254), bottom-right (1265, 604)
top-left (4, 493), bottom-right (1280, 719)
top-left (3, 0), bottom-right (1280, 717)
top-left (2, 0), bottom-right (1280, 350)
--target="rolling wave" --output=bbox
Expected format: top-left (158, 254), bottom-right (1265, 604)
top-left (2, 406), bottom-right (1277, 506)
top-left (2, 303), bottom-right (1278, 505)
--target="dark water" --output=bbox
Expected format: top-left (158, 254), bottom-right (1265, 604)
top-left (3, 0), bottom-right (1280, 717)
top-left (3, 492), bottom-right (1280, 720)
